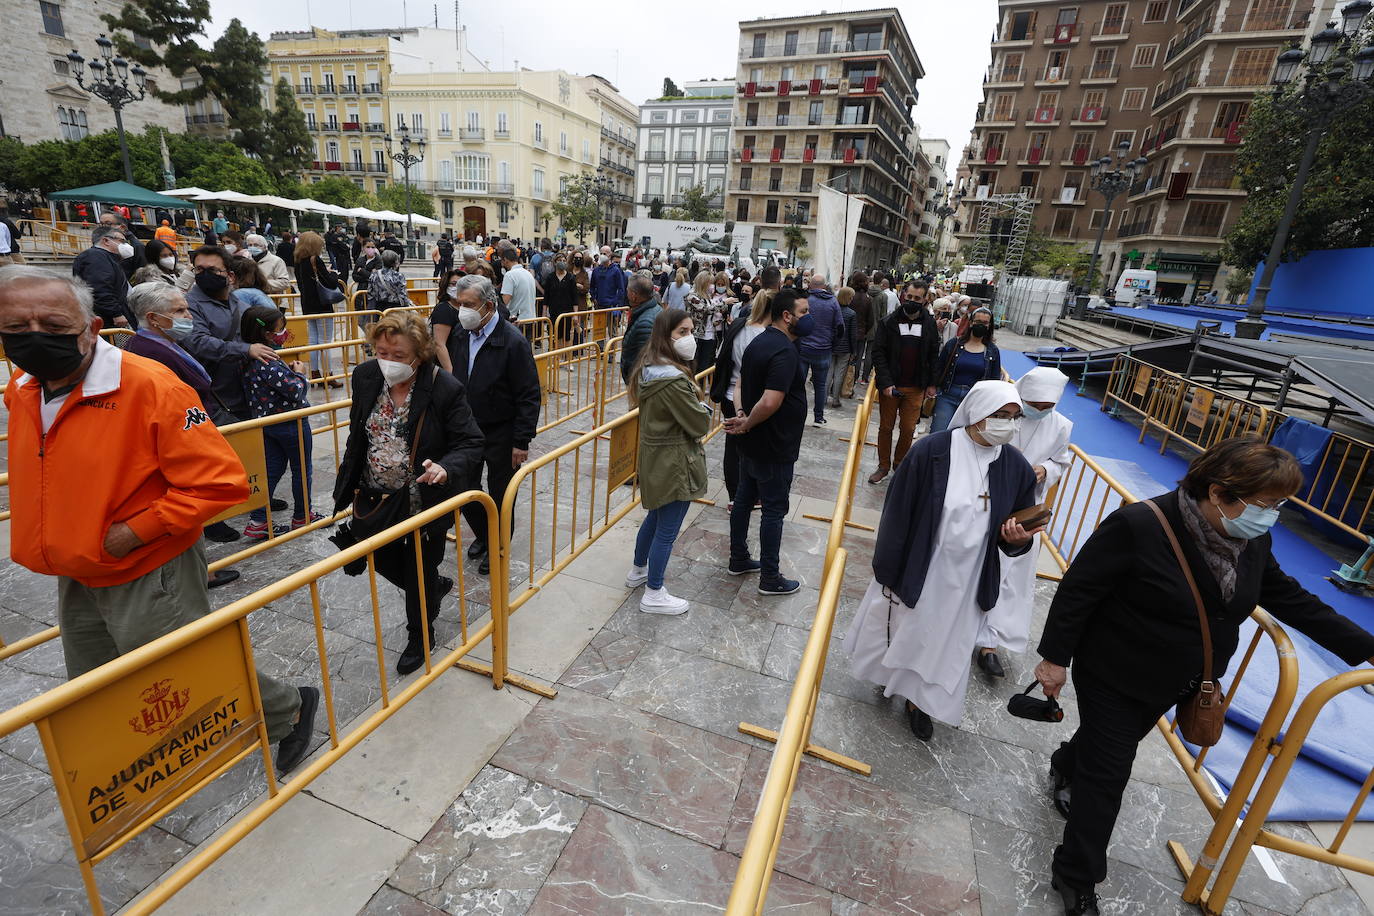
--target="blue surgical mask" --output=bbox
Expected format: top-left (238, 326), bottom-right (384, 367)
top-left (1217, 498), bottom-right (1281, 540)
top-left (1022, 405), bottom-right (1053, 421)
top-left (157, 313), bottom-right (195, 341)
top-left (792, 313), bottom-right (815, 338)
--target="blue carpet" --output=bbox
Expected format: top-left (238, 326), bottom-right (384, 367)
top-left (1004, 349), bottom-right (1374, 821)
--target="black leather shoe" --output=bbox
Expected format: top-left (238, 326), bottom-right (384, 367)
top-left (466, 540), bottom-right (488, 560)
top-left (397, 639), bottom-right (426, 675)
top-left (977, 649), bottom-right (1006, 678)
top-left (270, 497), bottom-right (288, 512)
top-left (275, 686), bottom-right (319, 776)
top-left (203, 521), bottom-right (242, 543)
top-left (1051, 763), bottom-right (1072, 819)
top-left (436, 575), bottom-right (454, 603)
top-left (1051, 873), bottom-right (1100, 915)
top-left (906, 702), bottom-right (933, 741)
top-left (478, 555), bottom-right (490, 576)
top-left (207, 569), bottom-right (240, 589)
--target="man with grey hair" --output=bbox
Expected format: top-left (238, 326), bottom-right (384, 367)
top-left (72, 224), bottom-right (137, 328)
top-left (619, 274), bottom-right (661, 384)
top-left (0, 265), bottom-right (318, 775)
top-left (448, 272), bottom-right (542, 574)
top-left (243, 233), bottom-right (291, 293)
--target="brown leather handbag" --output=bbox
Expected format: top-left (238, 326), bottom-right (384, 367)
top-left (1144, 498), bottom-right (1226, 747)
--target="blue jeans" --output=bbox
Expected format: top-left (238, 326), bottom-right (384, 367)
top-left (798, 346), bottom-right (830, 421)
top-left (633, 500), bottom-right (692, 591)
top-left (729, 454), bottom-right (795, 582)
top-left (250, 420), bottom-right (314, 523)
top-left (307, 315), bottom-right (334, 375)
top-left (931, 385), bottom-right (971, 433)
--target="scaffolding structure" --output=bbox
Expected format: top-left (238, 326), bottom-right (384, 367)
top-left (963, 193), bottom-right (1037, 279)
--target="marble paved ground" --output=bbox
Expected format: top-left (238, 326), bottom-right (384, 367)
top-left (1, 377), bottom-right (1372, 914)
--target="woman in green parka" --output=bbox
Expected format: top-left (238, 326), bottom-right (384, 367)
top-left (624, 307), bottom-right (711, 615)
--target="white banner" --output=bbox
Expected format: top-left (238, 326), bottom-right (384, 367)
top-left (623, 218), bottom-right (757, 252)
top-left (813, 183), bottom-right (864, 281)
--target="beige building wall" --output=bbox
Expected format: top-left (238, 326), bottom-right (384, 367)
top-left (2, 0), bottom-right (185, 145)
top-left (389, 69), bottom-right (604, 243)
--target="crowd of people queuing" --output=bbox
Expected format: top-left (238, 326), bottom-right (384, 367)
top-left (6, 215), bottom-right (1374, 916)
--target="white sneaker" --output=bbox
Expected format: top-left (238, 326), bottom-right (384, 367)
top-left (639, 587), bottom-right (689, 615)
top-left (625, 565), bottom-right (649, 588)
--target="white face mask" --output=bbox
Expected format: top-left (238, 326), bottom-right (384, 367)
top-left (458, 306), bottom-right (486, 330)
top-left (159, 256), bottom-right (177, 271)
top-left (447, 284), bottom-right (460, 298)
top-left (977, 417), bottom-right (1019, 446)
top-left (116, 242), bottom-right (135, 260)
top-left (246, 246), bottom-right (264, 258)
top-left (673, 334), bottom-right (698, 361)
top-left (377, 357), bottom-right (416, 386)
top-left (223, 243), bottom-right (238, 255)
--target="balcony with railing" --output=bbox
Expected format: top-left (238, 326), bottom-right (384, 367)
top-left (1151, 74), bottom-right (1196, 110)
top-left (1025, 106), bottom-right (1063, 125)
top-left (674, 149), bottom-right (698, 161)
top-left (295, 85), bottom-right (314, 95)
top-left (1052, 187), bottom-right (1086, 205)
top-left (532, 133), bottom-right (548, 149)
top-left (1042, 21), bottom-right (1081, 43)
top-left (342, 121), bottom-right (362, 132)
top-left (1128, 173), bottom-right (1167, 196)
top-left (1223, 6), bottom-right (1312, 32)
top-left (323, 160), bottom-right (342, 171)
top-left (1165, 20), bottom-right (1212, 64)
top-left (460, 127), bottom-right (485, 141)
top-left (1063, 146), bottom-right (1100, 165)
top-left (437, 128), bottom-right (454, 138)
top-left (1091, 17), bottom-right (1132, 38)
top-left (1072, 104), bottom-right (1111, 124)
top-left (743, 36), bottom-right (888, 58)
top-left (984, 65), bottom-right (1025, 84)
top-left (1193, 163), bottom-right (1240, 189)
top-left (644, 150), bottom-right (666, 161)
top-left (345, 160), bottom-right (366, 173)
top-left (319, 83), bottom-right (337, 95)
top-left (601, 126), bottom-right (636, 148)
top-left (367, 164), bottom-right (387, 173)
top-left (975, 106), bottom-right (1019, 125)
top-left (362, 82), bottom-right (382, 94)
top-left (494, 127), bottom-right (510, 139)
top-left (365, 122), bottom-right (386, 133)
top-left (705, 149), bottom-right (729, 162)
top-left (400, 126), bottom-right (428, 139)
top-left (1017, 146), bottom-right (1055, 165)
top-left (1082, 62), bottom-right (1121, 82)
top-left (1037, 63), bottom-right (1074, 84)
top-left (340, 84), bottom-right (359, 96)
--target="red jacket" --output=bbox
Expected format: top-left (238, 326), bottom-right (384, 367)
top-left (5, 340), bottom-right (249, 587)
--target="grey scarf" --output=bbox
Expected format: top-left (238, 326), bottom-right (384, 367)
top-left (1177, 490), bottom-right (1242, 602)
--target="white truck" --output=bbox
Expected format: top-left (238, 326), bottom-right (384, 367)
top-left (1113, 269), bottom-right (1158, 307)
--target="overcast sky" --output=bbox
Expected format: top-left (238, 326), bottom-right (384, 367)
top-left (207, 0), bottom-right (997, 149)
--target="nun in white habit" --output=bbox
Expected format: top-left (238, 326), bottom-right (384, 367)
top-left (843, 380), bottom-right (1042, 741)
top-left (976, 367), bottom-right (1075, 676)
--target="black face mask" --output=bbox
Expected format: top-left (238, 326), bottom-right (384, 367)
top-left (195, 271), bottom-right (229, 296)
top-left (902, 300), bottom-right (922, 315)
top-left (970, 322), bottom-right (990, 338)
top-left (2, 331), bottom-right (87, 381)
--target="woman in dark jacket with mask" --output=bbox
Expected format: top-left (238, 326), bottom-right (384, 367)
top-left (930, 306), bottom-right (1002, 433)
top-left (333, 311), bottom-right (486, 675)
top-left (1033, 438), bottom-right (1374, 916)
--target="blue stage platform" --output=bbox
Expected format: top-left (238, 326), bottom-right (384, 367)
top-left (1105, 305), bottom-right (1374, 344)
top-left (1004, 349), bottom-right (1374, 821)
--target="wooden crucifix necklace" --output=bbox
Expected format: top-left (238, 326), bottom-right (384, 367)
top-left (978, 460), bottom-right (993, 511)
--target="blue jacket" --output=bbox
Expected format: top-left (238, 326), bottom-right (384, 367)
top-left (799, 289), bottom-right (845, 353)
top-left (590, 264), bottom-right (627, 307)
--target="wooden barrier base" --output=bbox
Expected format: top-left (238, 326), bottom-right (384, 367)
top-left (455, 659), bottom-right (559, 698)
top-left (801, 513), bottom-right (876, 532)
top-left (1167, 840), bottom-right (1217, 913)
top-left (738, 721), bottom-right (872, 776)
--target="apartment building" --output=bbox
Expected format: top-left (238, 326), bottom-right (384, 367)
top-left (960, 0), bottom-right (1330, 298)
top-left (265, 27), bottom-right (486, 195)
top-left (919, 137), bottom-right (956, 255)
top-left (389, 68), bottom-right (605, 242)
top-left (3, 0), bottom-right (185, 143)
top-left (580, 75), bottom-right (639, 242)
top-left (727, 9), bottom-right (925, 269)
top-left (635, 80), bottom-right (735, 218)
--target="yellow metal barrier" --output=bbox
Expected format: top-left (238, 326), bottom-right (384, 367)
top-left (1202, 668), bottom-right (1374, 915)
top-left (1103, 354), bottom-right (1274, 456)
top-left (552, 307), bottom-right (627, 345)
top-left (726, 384), bottom-right (877, 915)
top-left (533, 340), bottom-right (603, 435)
top-left (15, 219), bottom-right (87, 256)
top-left (518, 316), bottom-right (555, 353)
top-left (0, 489), bottom-right (508, 916)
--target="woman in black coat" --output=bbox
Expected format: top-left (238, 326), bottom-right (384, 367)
top-left (541, 254), bottom-right (581, 346)
top-left (333, 311), bottom-right (485, 675)
top-left (1033, 437), bottom-right (1374, 915)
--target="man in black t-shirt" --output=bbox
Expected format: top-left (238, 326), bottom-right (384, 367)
top-left (723, 288), bottom-right (811, 595)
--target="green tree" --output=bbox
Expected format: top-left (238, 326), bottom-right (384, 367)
top-left (309, 176), bottom-right (371, 208)
top-left (1224, 267), bottom-right (1254, 303)
top-left (102, 5), bottom-right (272, 160)
top-left (16, 141), bottom-right (71, 195)
top-left (372, 183), bottom-right (435, 220)
top-left (783, 223), bottom-right (806, 263)
top-left (1221, 52), bottom-right (1374, 269)
top-left (665, 183), bottom-right (723, 221)
top-left (551, 173), bottom-right (601, 243)
top-left (648, 197), bottom-right (664, 219)
top-left (662, 77), bottom-right (684, 98)
top-left (261, 79), bottom-right (313, 182)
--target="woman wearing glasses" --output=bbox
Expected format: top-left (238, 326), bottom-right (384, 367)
top-left (1033, 437), bottom-right (1374, 916)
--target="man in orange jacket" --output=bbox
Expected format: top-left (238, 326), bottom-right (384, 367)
top-left (0, 265), bottom-right (319, 775)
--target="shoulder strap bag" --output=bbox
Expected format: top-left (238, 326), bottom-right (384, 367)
top-left (1143, 498), bottom-right (1226, 747)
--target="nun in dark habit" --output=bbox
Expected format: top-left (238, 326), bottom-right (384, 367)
top-left (843, 379), bottom-right (1045, 740)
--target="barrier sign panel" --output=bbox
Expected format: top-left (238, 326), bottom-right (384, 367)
top-left (1133, 365), bottom-right (1152, 397)
top-left (1186, 389), bottom-right (1215, 429)
top-left (592, 310), bottom-right (608, 341)
top-left (608, 416), bottom-right (639, 490)
top-left (208, 427), bottom-right (270, 525)
top-left (282, 314), bottom-right (311, 349)
top-left (46, 623), bottom-right (263, 857)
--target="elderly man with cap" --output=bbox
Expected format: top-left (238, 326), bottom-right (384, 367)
top-left (0, 265), bottom-right (318, 776)
top-left (975, 367), bottom-right (1074, 678)
top-left (843, 379), bottom-right (1041, 741)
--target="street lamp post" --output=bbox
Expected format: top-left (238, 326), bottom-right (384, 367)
top-left (1235, 0), bottom-right (1373, 339)
top-left (67, 35), bottom-right (147, 184)
top-left (590, 167), bottom-right (615, 246)
top-left (385, 124), bottom-right (426, 258)
top-left (783, 200), bottom-right (805, 267)
top-left (934, 180), bottom-right (956, 270)
top-left (1077, 140), bottom-right (1148, 318)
